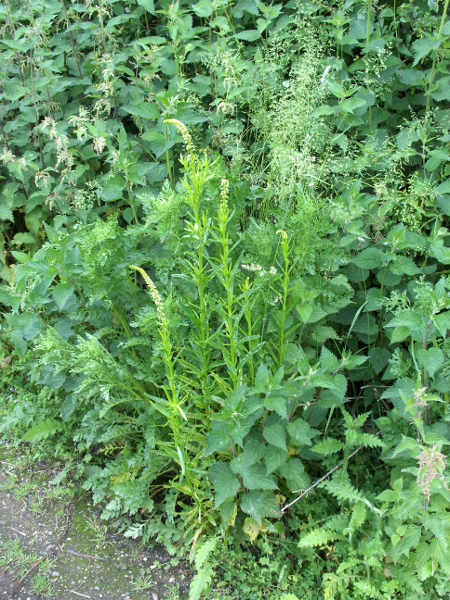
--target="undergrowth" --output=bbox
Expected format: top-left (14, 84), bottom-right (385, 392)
top-left (3, 1), bottom-right (450, 599)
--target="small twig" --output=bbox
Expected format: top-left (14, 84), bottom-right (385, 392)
top-left (69, 591), bottom-right (91, 599)
top-left (10, 527), bottom-right (27, 536)
top-left (67, 549), bottom-right (107, 561)
top-left (281, 445), bottom-right (365, 513)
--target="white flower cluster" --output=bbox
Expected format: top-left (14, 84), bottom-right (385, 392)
top-left (241, 263), bottom-right (277, 277)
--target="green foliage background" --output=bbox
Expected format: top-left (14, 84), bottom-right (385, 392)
top-left (2, 0), bottom-right (450, 598)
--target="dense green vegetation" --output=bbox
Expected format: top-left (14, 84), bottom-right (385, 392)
top-left (2, 0), bottom-right (450, 597)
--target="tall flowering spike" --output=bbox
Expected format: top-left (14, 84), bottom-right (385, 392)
top-left (164, 119), bottom-right (195, 156)
top-left (129, 266), bottom-right (167, 328)
top-left (220, 178), bottom-right (229, 205)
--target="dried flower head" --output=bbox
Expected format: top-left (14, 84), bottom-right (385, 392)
top-left (417, 444), bottom-right (448, 503)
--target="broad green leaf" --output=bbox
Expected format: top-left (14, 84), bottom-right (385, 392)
top-left (136, 0), bottom-right (155, 13)
top-left (353, 248), bottom-right (385, 269)
top-left (279, 458), bottom-right (310, 492)
top-left (265, 445), bottom-right (288, 474)
top-left (52, 282), bottom-right (75, 310)
top-left (391, 524), bottom-right (421, 559)
top-left (241, 490), bottom-right (280, 524)
top-left (430, 244), bottom-right (450, 265)
top-left (0, 205), bottom-right (13, 221)
top-left (206, 427), bottom-right (231, 456)
top-left (416, 347), bottom-right (444, 377)
top-left (123, 102), bottom-right (159, 120)
top-left (390, 326), bottom-right (410, 343)
top-left (320, 347), bottom-right (339, 372)
top-left (234, 30), bottom-right (261, 42)
top-left (254, 363), bottom-right (270, 392)
top-left (369, 347), bottom-right (391, 374)
top-left (192, 0), bottom-right (213, 17)
top-left (263, 423), bottom-right (287, 450)
top-left (287, 418), bottom-right (318, 447)
top-left (209, 462), bottom-right (241, 507)
top-left (241, 463), bottom-right (278, 491)
top-left (436, 179), bottom-right (450, 195)
top-left (385, 311), bottom-right (423, 330)
top-left (339, 97), bottom-right (366, 113)
top-left (412, 37), bottom-right (441, 66)
top-left (264, 394), bottom-right (287, 419)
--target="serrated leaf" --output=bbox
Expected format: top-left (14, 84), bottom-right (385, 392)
top-left (265, 445), bottom-right (288, 474)
top-left (240, 490), bottom-right (280, 524)
top-left (312, 438), bottom-right (344, 455)
top-left (320, 347), bottom-right (339, 372)
top-left (206, 427), bottom-right (231, 456)
top-left (369, 347), bottom-right (391, 374)
top-left (287, 418), bottom-right (318, 447)
top-left (23, 419), bottom-right (60, 442)
top-left (279, 458), bottom-right (310, 492)
top-left (390, 326), bottom-right (411, 343)
top-left (385, 311), bottom-right (423, 330)
top-left (412, 37), bottom-right (441, 66)
top-left (298, 528), bottom-right (339, 548)
top-left (430, 244), bottom-right (450, 265)
top-left (349, 502), bottom-right (367, 529)
top-left (264, 394), bottom-right (287, 419)
top-left (241, 463), bottom-right (278, 491)
top-left (209, 462), bottom-right (241, 507)
top-left (254, 363), bottom-right (270, 392)
top-left (194, 538), bottom-right (217, 570)
top-left (0, 205), bottom-right (14, 221)
top-left (391, 524), bottom-right (421, 559)
top-left (52, 282), bottom-right (75, 310)
top-left (136, 0), bottom-right (155, 13)
top-left (124, 102), bottom-right (159, 120)
top-left (234, 29), bottom-right (261, 42)
top-left (353, 248), bottom-right (385, 269)
top-left (189, 566), bottom-right (212, 600)
top-left (263, 423), bottom-right (287, 450)
top-left (416, 347), bottom-right (444, 377)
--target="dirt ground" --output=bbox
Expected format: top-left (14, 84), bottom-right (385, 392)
top-left (0, 450), bottom-right (190, 600)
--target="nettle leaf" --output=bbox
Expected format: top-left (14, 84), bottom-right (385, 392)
top-left (353, 248), bottom-right (385, 269)
top-left (234, 29), bottom-right (261, 42)
top-left (254, 363), bottom-right (270, 392)
top-left (391, 524), bottom-right (421, 559)
top-left (264, 394), bottom-right (287, 419)
top-left (242, 464), bottom-right (278, 491)
top-left (287, 418), bottom-right (318, 447)
top-left (434, 311), bottom-right (450, 337)
top-left (369, 347), bottom-right (391, 374)
top-left (136, 0), bottom-right (155, 13)
top-left (412, 37), bottom-right (441, 66)
top-left (206, 427), bottom-right (232, 456)
top-left (209, 462), bottom-right (241, 507)
top-left (386, 311), bottom-right (423, 330)
top-left (279, 458), bottom-right (310, 492)
top-left (390, 326), bottom-right (410, 343)
top-left (0, 205), bottom-right (14, 221)
top-left (263, 423), bottom-right (287, 450)
top-left (320, 347), bottom-right (339, 372)
top-left (265, 445), bottom-right (288, 474)
top-left (52, 282), bottom-right (75, 310)
top-left (430, 244), bottom-right (450, 265)
top-left (241, 490), bottom-right (280, 524)
top-left (416, 347), bottom-right (444, 377)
